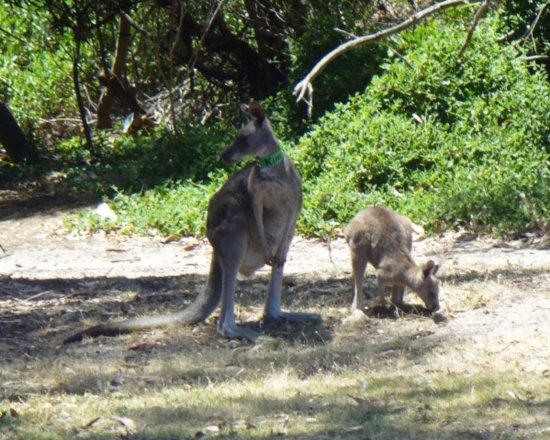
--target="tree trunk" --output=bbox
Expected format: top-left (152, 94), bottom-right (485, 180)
top-left (72, 33), bottom-right (94, 153)
top-left (97, 12), bottom-right (133, 129)
top-left (0, 102), bottom-right (30, 164)
top-left (243, 0), bottom-right (289, 97)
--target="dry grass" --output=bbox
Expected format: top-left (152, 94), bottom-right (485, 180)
top-left (1, 234), bottom-right (550, 439)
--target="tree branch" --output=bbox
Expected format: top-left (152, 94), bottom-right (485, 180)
top-left (119, 10), bottom-right (152, 39)
top-left (293, 0), bottom-right (481, 116)
top-left (458, 0), bottom-right (492, 57)
top-left (518, 2), bottom-right (549, 46)
top-left (524, 55), bottom-right (550, 62)
top-left (72, 30), bottom-right (94, 154)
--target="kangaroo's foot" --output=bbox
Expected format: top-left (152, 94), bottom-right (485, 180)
top-left (217, 323), bottom-right (259, 343)
top-left (264, 311), bottom-right (322, 324)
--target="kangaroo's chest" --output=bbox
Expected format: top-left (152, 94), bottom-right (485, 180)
top-left (250, 168), bottom-right (300, 213)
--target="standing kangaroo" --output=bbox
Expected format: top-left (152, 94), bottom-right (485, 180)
top-left (344, 206), bottom-right (440, 313)
top-left (64, 102), bottom-right (318, 344)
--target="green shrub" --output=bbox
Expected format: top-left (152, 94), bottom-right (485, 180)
top-left (0, 6), bottom-right (89, 128)
top-left (66, 172), bottom-right (227, 238)
top-left (69, 15), bottom-right (549, 240)
top-left (102, 124), bottom-right (230, 190)
top-left (294, 17), bottom-right (550, 237)
top-left (108, 177), bottom-right (223, 237)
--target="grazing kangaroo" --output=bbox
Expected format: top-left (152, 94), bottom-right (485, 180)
top-left (64, 101), bottom-right (319, 344)
top-left (344, 206), bottom-right (440, 313)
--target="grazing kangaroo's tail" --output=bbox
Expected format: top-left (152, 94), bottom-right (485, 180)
top-left (63, 256), bottom-right (223, 344)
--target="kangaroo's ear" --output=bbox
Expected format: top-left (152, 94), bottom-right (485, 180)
top-left (422, 260), bottom-right (439, 277)
top-left (240, 103), bottom-right (251, 119)
top-left (247, 100), bottom-right (265, 125)
top-left (240, 101), bottom-right (265, 124)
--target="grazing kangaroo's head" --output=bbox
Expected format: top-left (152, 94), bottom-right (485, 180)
top-left (416, 260), bottom-right (440, 312)
top-left (221, 101), bottom-right (278, 164)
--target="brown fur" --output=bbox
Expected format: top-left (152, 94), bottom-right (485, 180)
top-left (64, 102), bottom-right (318, 344)
top-left (344, 206), bottom-right (440, 313)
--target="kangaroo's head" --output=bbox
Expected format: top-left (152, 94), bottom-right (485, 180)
top-left (221, 101), bottom-right (277, 164)
top-left (416, 260), bottom-right (440, 312)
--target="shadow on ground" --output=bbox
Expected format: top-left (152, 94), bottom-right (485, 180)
top-left (0, 192), bottom-right (92, 221)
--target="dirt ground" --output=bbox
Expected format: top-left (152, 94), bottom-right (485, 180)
top-left (1, 194), bottom-right (549, 357)
top-left (1, 194), bottom-right (550, 438)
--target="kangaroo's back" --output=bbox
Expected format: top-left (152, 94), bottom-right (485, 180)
top-left (345, 205), bottom-right (440, 313)
top-left (345, 206), bottom-right (412, 268)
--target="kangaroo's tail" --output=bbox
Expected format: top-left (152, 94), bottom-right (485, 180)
top-left (63, 255), bottom-right (223, 344)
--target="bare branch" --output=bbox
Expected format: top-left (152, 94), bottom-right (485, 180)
top-left (524, 55), bottom-right (550, 62)
top-left (0, 26), bottom-right (26, 43)
top-left (334, 27), bottom-right (357, 39)
top-left (458, 0), bottom-right (492, 57)
top-left (518, 2), bottom-right (549, 45)
top-left (119, 10), bottom-right (152, 39)
top-left (293, 0), bottom-right (481, 115)
top-left (388, 39), bottom-right (414, 69)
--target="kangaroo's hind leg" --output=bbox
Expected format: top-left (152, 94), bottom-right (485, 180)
top-left (391, 285), bottom-right (406, 309)
top-left (212, 213), bottom-right (261, 342)
top-left (350, 249), bottom-right (368, 312)
top-left (264, 262), bottom-right (321, 324)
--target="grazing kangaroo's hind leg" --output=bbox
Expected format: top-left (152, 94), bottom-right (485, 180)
top-left (351, 256), bottom-right (368, 312)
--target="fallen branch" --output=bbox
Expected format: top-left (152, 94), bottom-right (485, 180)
top-left (23, 290), bottom-right (58, 302)
top-left (293, 0), bottom-right (481, 116)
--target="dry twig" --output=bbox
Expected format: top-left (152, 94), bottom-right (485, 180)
top-left (458, 0), bottom-right (493, 57)
top-left (518, 2), bottom-right (549, 46)
top-left (293, 0), bottom-right (482, 116)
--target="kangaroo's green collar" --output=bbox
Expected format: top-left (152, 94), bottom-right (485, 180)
top-left (256, 150), bottom-right (284, 169)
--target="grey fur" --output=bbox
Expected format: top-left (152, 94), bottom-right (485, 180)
top-left (344, 206), bottom-right (440, 313)
top-left (64, 102), bottom-right (318, 344)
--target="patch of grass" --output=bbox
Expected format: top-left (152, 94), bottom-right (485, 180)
top-left (1, 346), bottom-right (548, 439)
top-left (65, 175), bottom-right (227, 238)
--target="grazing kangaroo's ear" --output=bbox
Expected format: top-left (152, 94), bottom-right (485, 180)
top-left (422, 260), bottom-right (438, 278)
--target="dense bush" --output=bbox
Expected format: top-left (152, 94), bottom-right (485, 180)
top-left (67, 14), bottom-right (549, 240)
top-left (294, 17), bottom-right (550, 237)
top-left (0, 6), bottom-right (92, 129)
